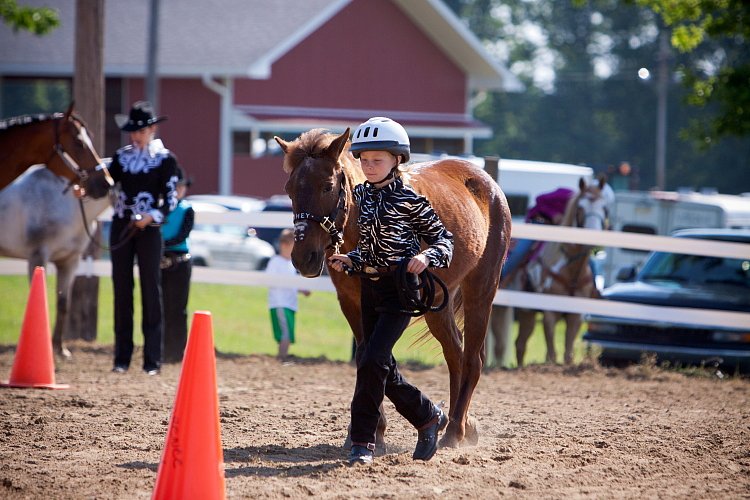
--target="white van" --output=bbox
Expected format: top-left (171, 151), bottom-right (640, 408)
top-left (409, 154), bottom-right (594, 221)
top-left (602, 190), bottom-right (750, 286)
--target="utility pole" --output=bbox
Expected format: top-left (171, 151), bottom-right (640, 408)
top-left (69, 0), bottom-right (105, 341)
top-left (655, 28), bottom-right (670, 191)
top-left (146, 0), bottom-right (161, 110)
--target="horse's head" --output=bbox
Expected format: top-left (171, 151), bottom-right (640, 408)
top-left (274, 128), bottom-right (351, 277)
top-left (574, 176), bottom-right (610, 230)
top-left (49, 103), bottom-right (114, 198)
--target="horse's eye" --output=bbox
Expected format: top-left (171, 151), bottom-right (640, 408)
top-left (323, 184), bottom-right (333, 193)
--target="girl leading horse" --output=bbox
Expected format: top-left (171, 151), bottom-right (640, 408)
top-left (275, 126), bottom-right (511, 452)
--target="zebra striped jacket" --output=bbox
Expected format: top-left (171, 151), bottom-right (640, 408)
top-left (346, 177), bottom-right (453, 272)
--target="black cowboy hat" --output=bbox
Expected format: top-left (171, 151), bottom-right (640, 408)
top-left (114, 101), bottom-right (167, 131)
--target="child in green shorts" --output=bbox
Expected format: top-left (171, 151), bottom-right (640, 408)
top-left (265, 228), bottom-right (310, 359)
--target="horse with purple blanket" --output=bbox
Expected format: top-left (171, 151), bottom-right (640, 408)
top-left (490, 180), bottom-right (609, 366)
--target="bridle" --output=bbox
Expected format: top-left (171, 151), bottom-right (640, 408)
top-left (293, 169), bottom-right (348, 253)
top-left (47, 115), bottom-right (107, 193)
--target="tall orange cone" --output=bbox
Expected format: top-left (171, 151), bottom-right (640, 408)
top-left (153, 311), bottom-right (225, 500)
top-left (1, 266), bottom-right (69, 389)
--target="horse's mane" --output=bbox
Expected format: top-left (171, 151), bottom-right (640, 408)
top-left (0, 113), bottom-right (63, 131)
top-left (0, 111), bottom-right (90, 133)
top-left (559, 192), bottom-right (582, 227)
top-left (283, 128), bottom-right (347, 172)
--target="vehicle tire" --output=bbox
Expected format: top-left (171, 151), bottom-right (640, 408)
top-left (192, 256), bottom-right (207, 266)
top-left (256, 256), bottom-right (270, 271)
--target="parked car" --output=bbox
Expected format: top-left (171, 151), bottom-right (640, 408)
top-left (583, 228), bottom-right (750, 373)
top-left (189, 201), bottom-right (275, 271)
top-left (257, 195), bottom-right (294, 251)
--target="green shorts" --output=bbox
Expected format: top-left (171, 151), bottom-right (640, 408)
top-left (270, 308), bottom-right (296, 344)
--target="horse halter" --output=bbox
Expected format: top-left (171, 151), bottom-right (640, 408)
top-left (293, 171), bottom-right (347, 253)
top-left (47, 116), bottom-right (106, 191)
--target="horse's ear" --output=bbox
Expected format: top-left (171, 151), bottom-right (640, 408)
top-left (579, 177), bottom-right (586, 191)
top-left (325, 128), bottom-right (350, 161)
top-left (64, 101), bottom-right (75, 119)
top-left (274, 136), bottom-right (290, 154)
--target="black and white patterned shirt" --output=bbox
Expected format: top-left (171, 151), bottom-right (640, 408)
top-left (346, 177), bottom-right (453, 271)
top-left (109, 139), bottom-right (179, 224)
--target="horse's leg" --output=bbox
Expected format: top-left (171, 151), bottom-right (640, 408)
top-left (564, 313), bottom-right (583, 365)
top-left (542, 311), bottom-right (559, 364)
top-left (424, 298), bottom-right (463, 448)
top-left (488, 305), bottom-right (512, 367)
top-left (52, 256), bottom-right (78, 359)
top-left (452, 274), bottom-right (497, 447)
top-left (514, 309), bottom-right (535, 367)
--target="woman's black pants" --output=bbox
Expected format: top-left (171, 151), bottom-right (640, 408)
top-left (161, 255), bottom-right (191, 363)
top-left (110, 219), bottom-right (163, 372)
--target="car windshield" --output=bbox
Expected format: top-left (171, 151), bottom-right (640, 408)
top-left (640, 251), bottom-right (750, 288)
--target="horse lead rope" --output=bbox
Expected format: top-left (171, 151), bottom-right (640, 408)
top-left (77, 198), bottom-right (139, 253)
top-left (346, 260), bottom-right (449, 317)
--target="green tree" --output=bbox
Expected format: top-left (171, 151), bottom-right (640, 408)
top-left (446, 0), bottom-right (749, 194)
top-left (0, 0), bottom-right (59, 35)
top-left (630, 0), bottom-right (750, 145)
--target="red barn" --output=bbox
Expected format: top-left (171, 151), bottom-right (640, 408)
top-left (0, 0), bottom-right (520, 198)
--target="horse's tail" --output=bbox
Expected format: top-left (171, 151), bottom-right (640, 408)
top-left (409, 287), bottom-right (464, 352)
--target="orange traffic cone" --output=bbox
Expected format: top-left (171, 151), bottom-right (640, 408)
top-left (153, 311), bottom-right (225, 500)
top-left (1, 266), bottom-right (69, 389)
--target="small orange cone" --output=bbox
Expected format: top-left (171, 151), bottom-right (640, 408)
top-left (1, 266), bottom-right (69, 389)
top-left (152, 311), bottom-right (225, 500)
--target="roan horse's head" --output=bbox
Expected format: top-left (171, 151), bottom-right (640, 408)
top-left (274, 128), bottom-right (352, 277)
top-left (48, 102), bottom-right (113, 199)
top-left (573, 176), bottom-right (610, 231)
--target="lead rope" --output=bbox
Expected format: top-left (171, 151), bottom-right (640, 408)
top-left (77, 198), bottom-right (139, 252)
top-left (346, 259), bottom-right (449, 317)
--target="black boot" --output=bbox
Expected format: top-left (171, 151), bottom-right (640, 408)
top-left (348, 444), bottom-right (374, 466)
top-left (412, 406), bottom-right (448, 461)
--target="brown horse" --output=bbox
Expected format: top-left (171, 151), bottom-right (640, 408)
top-left (514, 177), bottom-right (608, 366)
top-left (0, 102), bottom-right (109, 191)
top-left (275, 128), bottom-right (511, 449)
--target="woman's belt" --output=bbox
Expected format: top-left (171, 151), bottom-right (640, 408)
top-left (160, 252), bottom-right (191, 269)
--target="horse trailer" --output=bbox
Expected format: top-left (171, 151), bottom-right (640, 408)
top-left (409, 154), bottom-right (594, 222)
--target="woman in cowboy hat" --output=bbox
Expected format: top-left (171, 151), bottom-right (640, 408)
top-left (109, 101), bottom-right (180, 376)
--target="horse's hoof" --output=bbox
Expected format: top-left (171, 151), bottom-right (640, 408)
top-left (55, 347), bottom-right (72, 360)
top-left (438, 426), bottom-right (460, 449)
top-left (374, 440), bottom-right (387, 457)
top-left (463, 415), bottom-right (480, 446)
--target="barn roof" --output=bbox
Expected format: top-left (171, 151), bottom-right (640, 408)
top-left (0, 0), bottom-right (521, 92)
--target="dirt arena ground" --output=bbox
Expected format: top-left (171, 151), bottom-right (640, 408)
top-left (0, 342), bottom-right (748, 499)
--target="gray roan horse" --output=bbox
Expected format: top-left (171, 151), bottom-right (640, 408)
top-left (275, 128), bottom-right (512, 450)
top-left (0, 106), bottom-right (113, 357)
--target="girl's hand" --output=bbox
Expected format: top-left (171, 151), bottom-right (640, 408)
top-left (407, 253), bottom-right (429, 274)
top-left (328, 254), bottom-right (352, 273)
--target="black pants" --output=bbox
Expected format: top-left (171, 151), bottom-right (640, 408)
top-left (350, 274), bottom-right (435, 446)
top-left (110, 219), bottom-right (163, 372)
top-left (161, 254), bottom-right (191, 363)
